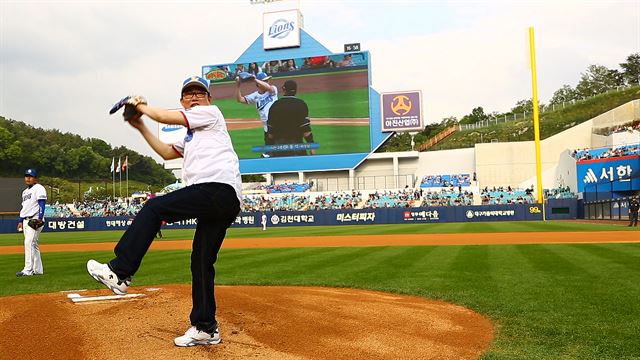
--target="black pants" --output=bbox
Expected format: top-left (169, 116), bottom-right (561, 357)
top-left (630, 212), bottom-right (638, 226)
top-left (109, 182), bottom-right (240, 333)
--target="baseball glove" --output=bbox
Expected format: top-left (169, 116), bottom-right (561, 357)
top-left (109, 95), bottom-right (147, 121)
top-left (236, 72), bottom-right (256, 82)
top-left (27, 218), bottom-right (44, 230)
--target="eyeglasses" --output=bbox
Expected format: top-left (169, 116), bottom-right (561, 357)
top-left (182, 91), bottom-right (208, 100)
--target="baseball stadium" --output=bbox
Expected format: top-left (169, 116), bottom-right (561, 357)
top-left (2, 8), bottom-right (640, 360)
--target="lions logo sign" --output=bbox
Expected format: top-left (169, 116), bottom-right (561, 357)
top-left (263, 10), bottom-right (301, 50)
top-left (381, 91), bottom-right (424, 132)
top-left (268, 19), bottom-right (295, 39)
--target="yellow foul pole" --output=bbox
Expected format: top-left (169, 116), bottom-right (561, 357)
top-left (529, 27), bottom-right (545, 215)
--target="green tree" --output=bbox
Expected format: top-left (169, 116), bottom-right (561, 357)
top-left (575, 64), bottom-right (624, 98)
top-left (511, 99), bottom-right (533, 114)
top-left (549, 84), bottom-right (578, 105)
top-left (0, 116), bottom-right (175, 184)
top-left (460, 107), bottom-right (489, 124)
top-left (620, 53), bottom-right (640, 86)
top-left (440, 116), bottom-right (458, 126)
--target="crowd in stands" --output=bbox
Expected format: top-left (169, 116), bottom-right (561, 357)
top-left (46, 199), bottom-right (145, 218)
top-left (422, 189), bottom-right (474, 206)
top-left (311, 191), bottom-right (362, 210)
top-left (544, 187), bottom-right (575, 199)
top-left (480, 186), bottom-right (536, 205)
top-left (420, 174), bottom-right (471, 188)
top-left (608, 123), bottom-right (640, 135)
top-left (207, 53), bottom-right (366, 83)
top-left (572, 143), bottom-right (640, 161)
top-left (364, 189), bottom-right (422, 208)
top-left (242, 194), bottom-right (311, 212)
top-left (44, 180), bottom-right (577, 217)
top-left (255, 182), bottom-right (313, 194)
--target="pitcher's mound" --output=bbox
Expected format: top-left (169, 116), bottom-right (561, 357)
top-left (0, 285), bottom-right (493, 359)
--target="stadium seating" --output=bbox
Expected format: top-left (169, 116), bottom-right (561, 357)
top-left (43, 184), bottom-right (577, 217)
top-left (420, 174), bottom-right (471, 188)
top-left (421, 189), bottom-right (474, 206)
top-left (573, 144), bottom-right (640, 161)
top-left (364, 189), bottom-right (421, 208)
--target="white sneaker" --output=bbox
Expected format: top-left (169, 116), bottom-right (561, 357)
top-left (174, 326), bottom-right (221, 347)
top-left (86, 259), bottom-right (130, 295)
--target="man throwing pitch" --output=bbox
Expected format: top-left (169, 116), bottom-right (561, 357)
top-left (87, 76), bottom-right (242, 347)
top-left (16, 168), bottom-right (46, 277)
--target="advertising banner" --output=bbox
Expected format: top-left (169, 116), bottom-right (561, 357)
top-left (576, 156), bottom-right (640, 192)
top-left (0, 202), bottom-right (571, 234)
top-left (380, 91), bottom-right (423, 132)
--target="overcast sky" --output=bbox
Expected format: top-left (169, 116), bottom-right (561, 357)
top-left (1, 0), bottom-right (638, 162)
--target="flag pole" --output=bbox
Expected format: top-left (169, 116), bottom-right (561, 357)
top-left (118, 156), bottom-right (122, 199)
top-left (125, 156), bottom-right (129, 202)
top-left (111, 157), bottom-right (115, 200)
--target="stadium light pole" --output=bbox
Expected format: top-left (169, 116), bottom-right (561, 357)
top-left (529, 27), bottom-right (545, 219)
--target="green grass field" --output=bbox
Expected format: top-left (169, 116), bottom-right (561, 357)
top-left (214, 88), bottom-right (370, 119)
top-left (229, 124), bottom-right (370, 158)
top-left (1, 221), bottom-right (639, 359)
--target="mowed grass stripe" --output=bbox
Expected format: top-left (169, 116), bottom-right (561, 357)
top-left (346, 246), bottom-right (439, 289)
top-left (285, 247), bottom-right (389, 285)
top-left (0, 221), bottom-right (633, 247)
top-left (568, 243), bottom-right (640, 272)
top-left (447, 246), bottom-right (499, 306)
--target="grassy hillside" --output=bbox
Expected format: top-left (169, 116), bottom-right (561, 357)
top-left (428, 86), bottom-right (640, 151)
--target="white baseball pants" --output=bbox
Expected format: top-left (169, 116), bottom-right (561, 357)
top-left (21, 219), bottom-right (43, 275)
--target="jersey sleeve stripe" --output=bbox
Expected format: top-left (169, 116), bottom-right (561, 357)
top-left (179, 111), bottom-right (191, 129)
top-left (171, 145), bottom-right (184, 158)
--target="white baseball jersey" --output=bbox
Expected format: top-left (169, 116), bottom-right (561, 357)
top-left (244, 86), bottom-right (278, 132)
top-left (20, 183), bottom-right (47, 218)
top-left (172, 105), bottom-right (243, 203)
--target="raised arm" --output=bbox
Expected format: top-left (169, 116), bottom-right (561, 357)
top-left (127, 117), bottom-right (180, 160)
top-left (135, 104), bottom-right (187, 126)
top-left (255, 78), bottom-right (275, 95)
top-left (235, 77), bottom-right (248, 104)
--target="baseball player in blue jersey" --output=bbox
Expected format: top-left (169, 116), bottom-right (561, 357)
top-left (236, 72), bottom-right (278, 157)
top-left (16, 168), bottom-right (47, 277)
top-left (88, 75), bottom-right (242, 347)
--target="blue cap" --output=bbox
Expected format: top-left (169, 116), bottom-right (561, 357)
top-left (181, 76), bottom-right (210, 95)
top-left (256, 72), bottom-right (272, 81)
top-left (24, 168), bottom-right (38, 177)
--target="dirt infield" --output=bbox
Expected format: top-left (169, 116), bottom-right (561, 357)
top-left (4, 230), bottom-right (629, 359)
top-left (0, 285), bottom-right (492, 360)
top-left (0, 231), bottom-right (634, 255)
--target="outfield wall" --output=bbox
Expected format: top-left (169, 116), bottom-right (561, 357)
top-left (475, 120), bottom-right (593, 188)
top-left (0, 200), bottom-right (576, 233)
